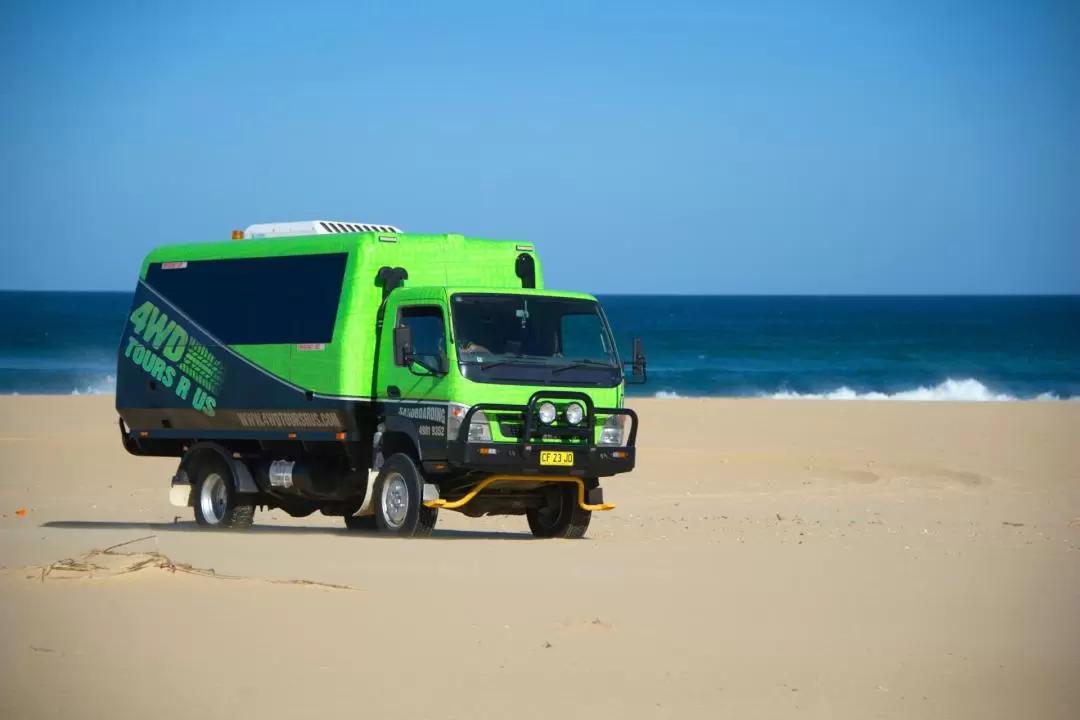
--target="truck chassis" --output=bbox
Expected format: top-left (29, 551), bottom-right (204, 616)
top-left (130, 392), bottom-right (639, 539)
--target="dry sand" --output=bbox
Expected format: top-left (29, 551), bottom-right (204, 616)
top-left (1, 395), bottom-right (1078, 719)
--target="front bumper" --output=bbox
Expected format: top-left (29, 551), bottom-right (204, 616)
top-left (446, 390), bottom-right (638, 478)
top-left (452, 442), bottom-right (635, 476)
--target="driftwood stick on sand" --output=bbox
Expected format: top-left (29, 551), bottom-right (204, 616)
top-left (36, 534), bottom-right (358, 591)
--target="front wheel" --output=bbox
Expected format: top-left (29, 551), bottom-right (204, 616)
top-left (372, 453), bottom-right (438, 537)
top-left (526, 483), bottom-right (591, 539)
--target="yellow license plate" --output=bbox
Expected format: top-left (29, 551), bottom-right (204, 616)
top-left (539, 450), bottom-right (574, 466)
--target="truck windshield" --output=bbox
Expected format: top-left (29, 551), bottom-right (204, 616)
top-left (451, 293), bottom-right (618, 370)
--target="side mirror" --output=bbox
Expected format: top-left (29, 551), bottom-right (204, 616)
top-left (393, 325), bottom-right (413, 366)
top-left (632, 337), bottom-right (646, 377)
top-left (622, 336), bottom-right (647, 384)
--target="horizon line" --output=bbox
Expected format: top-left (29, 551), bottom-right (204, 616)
top-left (2, 288), bottom-right (1078, 298)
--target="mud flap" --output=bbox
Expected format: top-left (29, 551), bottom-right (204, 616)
top-left (585, 486), bottom-right (604, 507)
top-left (170, 470), bottom-right (193, 507)
top-left (422, 483), bottom-right (440, 504)
top-left (351, 471), bottom-right (379, 517)
top-left (230, 459), bottom-right (259, 494)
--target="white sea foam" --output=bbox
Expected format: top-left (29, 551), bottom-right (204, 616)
top-left (69, 374), bottom-right (117, 396)
top-left (5, 376), bottom-right (1074, 402)
top-left (768, 378), bottom-right (1073, 402)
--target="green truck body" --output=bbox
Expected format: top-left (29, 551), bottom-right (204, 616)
top-left (115, 221), bottom-right (646, 538)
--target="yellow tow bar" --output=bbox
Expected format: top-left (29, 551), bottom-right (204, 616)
top-left (424, 475), bottom-right (615, 512)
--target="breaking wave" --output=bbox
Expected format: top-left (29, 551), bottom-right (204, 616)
top-left (68, 374), bottom-right (117, 396)
top-left (4, 373), bottom-right (117, 396)
top-left (767, 378), bottom-right (1074, 402)
top-left (4, 377), bottom-right (1076, 403)
top-left (46, 377), bottom-right (1080, 401)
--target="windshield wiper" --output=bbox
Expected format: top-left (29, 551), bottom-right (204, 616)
top-left (465, 356), bottom-right (546, 370)
top-left (462, 355), bottom-right (615, 372)
top-left (551, 359), bottom-right (617, 375)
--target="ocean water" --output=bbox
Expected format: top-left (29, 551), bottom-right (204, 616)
top-left (1, 291), bottom-right (1077, 401)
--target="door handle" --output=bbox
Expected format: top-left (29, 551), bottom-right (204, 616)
top-left (387, 386), bottom-right (401, 398)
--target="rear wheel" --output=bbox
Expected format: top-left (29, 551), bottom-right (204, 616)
top-left (373, 453), bottom-right (438, 537)
top-left (526, 483), bottom-right (591, 539)
top-left (192, 457), bottom-right (255, 529)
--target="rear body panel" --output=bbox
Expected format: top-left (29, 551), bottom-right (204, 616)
top-left (115, 278), bottom-right (367, 446)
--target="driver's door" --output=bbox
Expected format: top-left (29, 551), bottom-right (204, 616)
top-left (379, 296), bottom-right (451, 405)
top-left (378, 294), bottom-right (453, 460)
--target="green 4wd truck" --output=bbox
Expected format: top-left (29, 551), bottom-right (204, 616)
top-left (115, 220), bottom-right (646, 539)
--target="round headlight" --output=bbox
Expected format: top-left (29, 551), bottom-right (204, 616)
top-left (537, 402), bottom-right (557, 424)
top-left (564, 402), bottom-right (584, 425)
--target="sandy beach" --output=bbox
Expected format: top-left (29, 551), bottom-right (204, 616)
top-left (1, 394), bottom-right (1077, 719)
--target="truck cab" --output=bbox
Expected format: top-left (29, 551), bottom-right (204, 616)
top-left (376, 286), bottom-right (643, 535)
top-left (116, 221), bottom-right (646, 539)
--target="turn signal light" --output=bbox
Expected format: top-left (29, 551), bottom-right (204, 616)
top-left (232, 230), bottom-right (244, 240)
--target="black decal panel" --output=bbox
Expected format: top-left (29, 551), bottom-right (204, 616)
top-left (116, 280), bottom-right (368, 435)
top-left (381, 402), bottom-right (449, 460)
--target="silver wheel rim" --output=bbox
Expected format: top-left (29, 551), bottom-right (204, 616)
top-left (381, 472), bottom-right (409, 528)
top-left (200, 472), bottom-right (228, 524)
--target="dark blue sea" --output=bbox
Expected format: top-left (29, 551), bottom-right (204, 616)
top-left (1, 291), bottom-right (1077, 401)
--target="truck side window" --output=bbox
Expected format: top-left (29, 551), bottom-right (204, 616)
top-left (398, 306), bottom-right (446, 368)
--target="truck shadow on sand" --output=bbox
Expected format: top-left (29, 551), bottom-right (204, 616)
top-left (40, 520), bottom-right (535, 541)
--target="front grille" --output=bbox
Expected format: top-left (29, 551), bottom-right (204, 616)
top-left (498, 422), bottom-right (523, 438)
top-left (497, 422), bottom-right (588, 445)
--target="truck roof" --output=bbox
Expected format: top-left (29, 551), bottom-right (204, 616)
top-left (140, 231), bottom-right (536, 276)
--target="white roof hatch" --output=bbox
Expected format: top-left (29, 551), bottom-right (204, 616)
top-left (242, 220), bottom-right (402, 239)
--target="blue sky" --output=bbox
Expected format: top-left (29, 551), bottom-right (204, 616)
top-left (2, 0), bottom-right (1077, 294)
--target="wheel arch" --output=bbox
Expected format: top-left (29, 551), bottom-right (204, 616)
top-left (380, 418), bottom-right (423, 464)
top-left (179, 441), bottom-right (259, 494)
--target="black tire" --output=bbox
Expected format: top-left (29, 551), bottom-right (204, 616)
top-left (192, 456), bottom-right (255, 529)
top-left (343, 514), bottom-right (377, 531)
top-left (526, 483), bottom-right (591, 539)
top-left (372, 453), bottom-right (438, 537)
